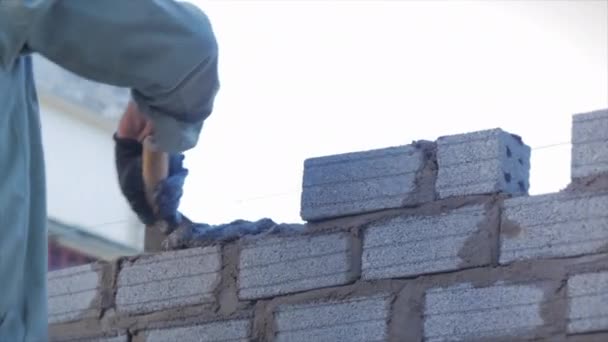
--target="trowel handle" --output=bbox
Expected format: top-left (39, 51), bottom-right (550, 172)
top-left (142, 136), bottom-right (169, 216)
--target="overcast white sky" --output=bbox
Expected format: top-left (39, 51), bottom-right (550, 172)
top-left (180, 0), bottom-right (608, 225)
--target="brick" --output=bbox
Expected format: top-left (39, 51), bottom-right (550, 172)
top-left (568, 332), bottom-right (608, 342)
top-left (568, 271), bottom-right (608, 334)
top-left (362, 205), bottom-right (490, 280)
top-left (238, 233), bottom-right (357, 299)
top-left (436, 128), bottom-right (530, 198)
top-left (300, 143), bottom-right (435, 221)
top-left (142, 319), bottom-right (251, 342)
top-left (78, 337), bottom-right (127, 342)
top-left (500, 192), bottom-right (608, 264)
top-left (424, 282), bottom-right (548, 341)
top-left (48, 263), bottom-right (102, 324)
top-left (572, 109), bottom-right (608, 179)
top-left (116, 246), bottom-right (221, 314)
top-left (50, 336), bottom-right (128, 342)
top-left (274, 295), bottom-right (391, 342)
top-left (94, 337), bottom-right (127, 342)
top-left (87, 338), bottom-right (127, 342)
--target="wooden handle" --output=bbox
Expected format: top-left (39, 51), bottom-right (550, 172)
top-left (142, 137), bottom-right (169, 252)
top-left (142, 137), bottom-right (169, 215)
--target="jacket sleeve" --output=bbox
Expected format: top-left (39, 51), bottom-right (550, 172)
top-left (0, 0), bottom-right (219, 153)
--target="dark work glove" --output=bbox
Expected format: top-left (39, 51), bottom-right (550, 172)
top-left (114, 134), bottom-right (188, 226)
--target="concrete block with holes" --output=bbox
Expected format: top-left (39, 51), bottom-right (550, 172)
top-left (361, 205), bottom-right (491, 280)
top-left (500, 191), bottom-right (608, 263)
top-left (300, 142), bottom-right (436, 221)
top-left (140, 319), bottom-right (252, 342)
top-left (274, 294), bottom-right (392, 342)
top-left (424, 281), bottom-right (552, 341)
top-left (80, 336), bottom-right (128, 342)
top-left (238, 232), bottom-right (359, 299)
top-left (571, 109), bottom-right (608, 179)
top-left (51, 335), bottom-right (129, 342)
top-left (436, 128), bottom-right (531, 198)
top-left (47, 263), bottom-right (104, 324)
top-left (115, 246), bottom-right (221, 314)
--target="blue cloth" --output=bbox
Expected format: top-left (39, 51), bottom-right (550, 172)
top-left (0, 1), bottom-right (219, 340)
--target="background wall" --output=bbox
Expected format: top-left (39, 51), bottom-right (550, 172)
top-left (34, 55), bottom-right (144, 253)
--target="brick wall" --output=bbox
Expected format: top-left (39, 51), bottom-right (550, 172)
top-left (48, 109), bottom-right (608, 342)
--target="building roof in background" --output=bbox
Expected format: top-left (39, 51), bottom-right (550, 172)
top-left (48, 218), bottom-right (139, 260)
top-left (32, 55), bottom-right (130, 122)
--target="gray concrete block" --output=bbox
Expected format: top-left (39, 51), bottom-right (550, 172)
top-left (51, 336), bottom-right (128, 342)
top-left (98, 337), bottom-right (127, 342)
top-left (274, 294), bottom-right (391, 342)
top-left (81, 337), bottom-right (128, 342)
top-left (300, 143), bottom-right (435, 221)
top-left (424, 282), bottom-right (547, 341)
top-left (568, 271), bottom-right (608, 334)
top-left (238, 233), bottom-right (357, 299)
top-left (362, 205), bottom-right (490, 280)
top-left (48, 263), bottom-right (102, 324)
top-left (500, 192), bottom-right (608, 264)
top-left (436, 128), bottom-right (531, 198)
top-left (91, 337), bottom-right (127, 342)
top-left (116, 246), bottom-right (221, 314)
top-left (572, 109), bottom-right (608, 179)
top-left (143, 319), bottom-right (251, 342)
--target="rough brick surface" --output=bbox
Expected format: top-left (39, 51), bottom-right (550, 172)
top-left (48, 263), bottom-right (102, 324)
top-left (572, 109), bottom-right (608, 178)
top-left (238, 233), bottom-right (358, 299)
top-left (568, 271), bottom-right (608, 334)
top-left (116, 246), bottom-right (221, 314)
top-left (142, 319), bottom-right (251, 342)
top-left (362, 205), bottom-right (490, 280)
top-left (436, 128), bottom-right (531, 198)
top-left (92, 337), bottom-right (127, 342)
top-left (99, 337), bottom-right (127, 342)
top-left (500, 192), bottom-right (608, 264)
top-left (424, 282), bottom-right (548, 341)
top-left (51, 336), bottom-right (128, 342)
top-left (300, 143), bottom-right (435, 221)
top-left (274, 295), bottom-right (391, 342)
top-left (71, 336), bottom-right (128, 342)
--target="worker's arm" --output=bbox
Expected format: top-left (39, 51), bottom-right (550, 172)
top-left (0, 0), bottom-right (219, 153)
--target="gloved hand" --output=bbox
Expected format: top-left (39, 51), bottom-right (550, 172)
top-left (114, 135), bottom-right (188, 226)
